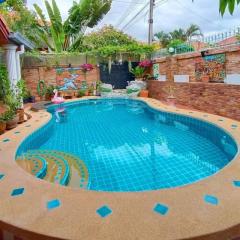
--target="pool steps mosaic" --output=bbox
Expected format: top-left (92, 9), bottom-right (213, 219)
top-left (16, 150), bottom-right (88, 187)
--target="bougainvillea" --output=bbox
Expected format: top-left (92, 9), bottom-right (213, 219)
top-left (139, 60), bottom-right (152, 68)
top-left (80, 63), bottom-right (94, 72)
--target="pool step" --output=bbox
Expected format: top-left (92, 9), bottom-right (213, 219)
top-left (16, 155), bottom-right (47, 179)
top-left (16, 150), bottom-right (88, 188)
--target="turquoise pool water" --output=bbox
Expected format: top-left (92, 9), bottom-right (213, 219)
top-left (17, 99), bottom-right (238, 192)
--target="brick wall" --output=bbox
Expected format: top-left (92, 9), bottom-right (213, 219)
top-left (22, 65), bottom-right (100, 101)
top-left (155, 45), bottom-right (240, 82)
top-left (148, 46), bottom-right (240, 120)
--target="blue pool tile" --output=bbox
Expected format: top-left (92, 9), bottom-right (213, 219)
top-left (153, 203), bottom-right (169, 216)
top-left (0, 174), bottom-right (5, 180)
top-left (204, 195), bottom-right (219, 205)
top-left (233, 181), bottom-right (240, 187)
top-left (11, 187), bottom-right (25, 197)
top-left (96, 205), bottom-right (112, 218)
top-left (2, 139), bottom-right (10, 143)
top-left (47, 199), bottom-right (61, 210)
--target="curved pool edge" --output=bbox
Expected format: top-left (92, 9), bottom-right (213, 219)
top-left (0, 96), bottom-right (240, 240)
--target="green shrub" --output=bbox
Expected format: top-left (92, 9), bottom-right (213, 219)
top-left (78, 89), bottom-right (86, 97)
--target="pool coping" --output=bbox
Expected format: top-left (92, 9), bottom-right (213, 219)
top-left (1, 96), bottom-right (240, 240)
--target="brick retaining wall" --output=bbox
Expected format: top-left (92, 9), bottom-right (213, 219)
top-left (148, 81), bottom-right (240, 120)
top-left (148, 45), bottom-right (240, 120)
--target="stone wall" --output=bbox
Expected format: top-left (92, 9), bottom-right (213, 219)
top-left (148, 45), bottom-right (240, 120)
top-left (22, 65), bottom-right (100, 101)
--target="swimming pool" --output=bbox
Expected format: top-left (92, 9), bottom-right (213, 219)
top-left (16, 98), bottom-right (238, 192)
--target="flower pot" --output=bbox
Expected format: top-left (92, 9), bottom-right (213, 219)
top-left (139, 90), bottom-right (149, 98)
top-left (166, 97), bottom-right (176, 106)
top-left (0, 121), bottom-right (6, 134)
top-left (17, 109), bottom-right (25, 124)
top-left (6, 115), bottom-right (18, 130)
top-left (29, 96), bottom-right (35, 103)
top-left (202, 76), bottom-right (209, 83)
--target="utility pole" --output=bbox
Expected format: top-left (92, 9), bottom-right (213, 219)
top-left (148, 0), bottom-right (155, 45)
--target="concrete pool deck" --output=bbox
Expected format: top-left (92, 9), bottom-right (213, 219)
top-left (0, 97), bottom-right (240, 240)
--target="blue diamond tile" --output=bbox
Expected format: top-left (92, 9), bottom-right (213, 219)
top-left (96, 205), bottom-right (112, 218)
top-left (233, 181), bottom-right (240, 187)
top-left (2, 139), bottom-right (10, 143)
top-left (11, 187), bottom-right (25, 197)
top-left (0, 174), bottom-right (5, 180)
top-left (47, 199), bottom-right (61, 210)
top-left (204, 195), bottom-right (219, 205)
top-left (153, 203), bottom-right (169, 216)
top-left (14, 131), bottom-right (20, 134)
top-left (232, 124), bottom-right (238, 129)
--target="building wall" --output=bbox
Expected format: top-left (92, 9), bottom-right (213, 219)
top-left (148, 45), bottom-right (240, 120)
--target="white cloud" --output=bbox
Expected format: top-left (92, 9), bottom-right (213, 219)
top-left (27, 0), bottom-right (240, 42)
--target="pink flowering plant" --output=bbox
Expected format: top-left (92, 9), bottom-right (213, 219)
top-left (138, 60), bottom-right (152, 68)
top-left (80, 64), bottom-right (94, 73)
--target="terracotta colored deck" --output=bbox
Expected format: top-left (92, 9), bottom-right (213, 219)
top-left (0, 97), bottom-right (240, 240)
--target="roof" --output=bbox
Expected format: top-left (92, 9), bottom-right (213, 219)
top-left (8, 32), bottom-right (35, 50)
top-left (218, 36), bottom-right (239, 46)
top-left (0, 14), bottom-right (10, 45)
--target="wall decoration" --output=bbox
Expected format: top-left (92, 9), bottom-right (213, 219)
top-left (56, 67), bottom-right (82, 90)
top-left (153, 63), bottom-right (160, 80)
top-left (195, 54), bottom-right (226, 83)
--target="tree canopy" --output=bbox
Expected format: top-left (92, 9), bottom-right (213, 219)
top-left (154, 24), bottom-right (202, 48)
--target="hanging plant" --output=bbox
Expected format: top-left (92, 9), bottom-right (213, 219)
top-left (37, 80), bottom-right (47, 99)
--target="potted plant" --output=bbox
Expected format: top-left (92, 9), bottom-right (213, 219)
top-left (88, 84), bottom-right (95, 96)
top-left (45, 85), bottom-right (55, 101)
top-left (96, 80), bottom-right (102, 96)
top-left (5, 91), bottom-right (23, 124)
top-left (78, 89), bottom-right (86, 98)
top-left (0, 112), bottom-right (7, 134)
top-left (5, 109), bottom-right (18, 130)
top-left (80, 81), bottom-right (89, 96)
top-left (130, 66), bottom-right (145, 81)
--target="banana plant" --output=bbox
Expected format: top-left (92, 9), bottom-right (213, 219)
top-left (34, 0), bottom-right (66, 52)
top-left (219, 0), bottom-right (240, 15)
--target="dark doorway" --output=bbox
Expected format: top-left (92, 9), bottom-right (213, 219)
top-left (99, 61), bottom-right (138, 89)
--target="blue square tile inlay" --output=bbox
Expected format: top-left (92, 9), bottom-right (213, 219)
top-left (204, 195), bottom-right (219, 205)
top-left (96, 205), bottom-right (112, 218)
top-left (153, 203), bottom-right (169, 216)
top-left (47, 199), bottom-right (61, 210)
top-left (233, 180), bottom-right (240, 187)
top-left (2, 139), bottom-right (10, 143)
top-left (0, 174), bottom-right (5, 180)
top-left (11, 187), bottom-right (25, 197)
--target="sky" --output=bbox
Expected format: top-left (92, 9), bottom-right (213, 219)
top-left (27, 0), bottom-right (240, 42)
